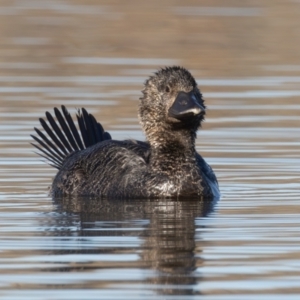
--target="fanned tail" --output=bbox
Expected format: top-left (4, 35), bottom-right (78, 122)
top-left (31, 105), bottom-right (112, 169)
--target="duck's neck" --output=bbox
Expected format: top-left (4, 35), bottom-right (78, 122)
top-left (148, 128), bottom-right (197, 172)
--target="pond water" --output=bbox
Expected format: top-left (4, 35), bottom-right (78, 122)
top-left (0, 0), bottom-right (300, 299)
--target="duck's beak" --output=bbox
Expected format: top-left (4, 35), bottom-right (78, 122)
top-left (168, 91), bottom-right (205, 120)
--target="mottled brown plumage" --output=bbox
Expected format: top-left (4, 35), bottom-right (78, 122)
top-left (32, 66), bottom-right (219, 199)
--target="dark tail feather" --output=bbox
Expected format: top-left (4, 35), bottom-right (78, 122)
top-left (31, 143), bottom-right (62, 169)
top-left (76, 111), bottom-right (90, 148)
top-left (46, 111), bottom-right (73, 153)
top-left (81, 108), bottom-right (95, 147)
top-left (54, 107), bottom-right (79, 151)
top-left (31, 133), bottom-right (63, 164)
top-left (61, 105), bottom-right (84, 150)
top-left (33, 127), bottom-right (65, 159)
top-left (31, 106), bottom-right (112, 169)
top-left (75, 107), bottom-right (108, 149)
top-left (39, 118), bottom-right (68, 155)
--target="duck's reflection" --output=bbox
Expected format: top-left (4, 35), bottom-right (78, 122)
top-left (52, 197), bottom-right (216, 295)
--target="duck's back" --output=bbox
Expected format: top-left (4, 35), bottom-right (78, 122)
top-left (53, 139), bottom-right (151, 197)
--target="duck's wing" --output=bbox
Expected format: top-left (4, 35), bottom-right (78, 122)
top-left (31, 106), bottom-right (112, 169)
top-left (196, 153), bottom-right (218, 184)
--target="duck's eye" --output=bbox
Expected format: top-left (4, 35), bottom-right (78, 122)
top-left (165, 86), bottom-right (170, 93)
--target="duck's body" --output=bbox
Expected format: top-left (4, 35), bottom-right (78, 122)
top-left (32, 66), bottom-right (219, 199)
top-left (52, 139), bottom-right (217, 198)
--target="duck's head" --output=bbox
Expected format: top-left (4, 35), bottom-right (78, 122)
top-left (139, 66), bottom-right (206, 142)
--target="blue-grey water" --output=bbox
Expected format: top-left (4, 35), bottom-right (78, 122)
top-left (0, 1), bottom-right (300, 299)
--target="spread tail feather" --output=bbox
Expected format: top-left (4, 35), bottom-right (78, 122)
top-left (31, 105), bottom-right (112, 169)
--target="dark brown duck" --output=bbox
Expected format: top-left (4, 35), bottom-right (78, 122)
top-left (32, 66), bottom-right (219, 199)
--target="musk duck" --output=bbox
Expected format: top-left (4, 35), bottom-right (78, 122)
top-left (31, 66), bottom-right (219, 199)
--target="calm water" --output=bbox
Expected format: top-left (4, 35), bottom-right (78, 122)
top-left (0, 1), bottom-right (300, 299)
